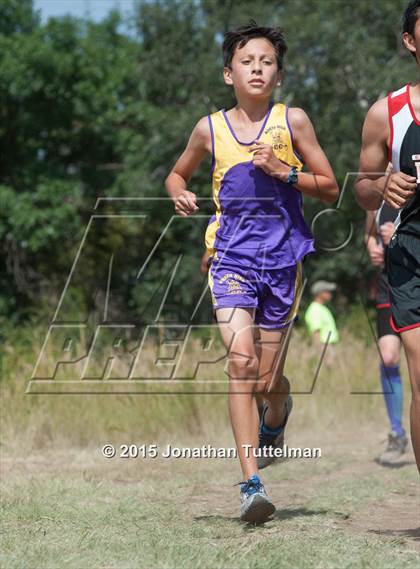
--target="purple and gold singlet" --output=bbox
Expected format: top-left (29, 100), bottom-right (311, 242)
top-left (205, 102), bottom-right (314, 269)
top-left (206, 102), bottom-right (314, 328)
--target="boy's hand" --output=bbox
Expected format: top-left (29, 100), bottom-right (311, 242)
top-left (383, 169), bottom-right (416, 210)
top-left (367, 242), bottom-right (384, 267)
top-left (379, 221), bottom-right (395, 246)
top-left (173, 190), bottom-right (199, 217)
top-left (249, 140), bottom-right (291, 179)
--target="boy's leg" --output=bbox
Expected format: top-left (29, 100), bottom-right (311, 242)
top-left (386, 233), bottom-right (420, 471)
top-left (254, 326), bottom-right (294, 469)
top-left (376, 332), bottom-right (407, 464)
top-left (378, 334), bottom-right (404, 435)
top-left (255, 326), bottom-right (292, 428)
top-left (401, 328), bottom-right (420, 472)
top-left (216, 306), bottom-right (260, 480)
top-left (253, 260), bottom-right (302, 423)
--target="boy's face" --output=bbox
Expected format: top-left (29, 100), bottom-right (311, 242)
top-left (224, 38), bottom-right (281, 99)
top-left (403, 17), bottom-right (420, 65)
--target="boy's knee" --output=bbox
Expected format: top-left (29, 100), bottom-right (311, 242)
top-left (228, 354), bottom-right (258, 381)
top-left (381, 354), bottom-right (400, 367)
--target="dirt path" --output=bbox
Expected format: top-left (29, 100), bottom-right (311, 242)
top-left (1, 422), bottom-right (419, 567)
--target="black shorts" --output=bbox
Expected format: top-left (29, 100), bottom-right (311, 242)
top-left (377, 304), bottom-right (398, 338)
top-left (386, 231), bottom-right (420, 333)
top-left (376, 273), bottom-right (398, 338)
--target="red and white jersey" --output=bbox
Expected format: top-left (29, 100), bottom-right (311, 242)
top-left (388, 83), bottom-right (420, 235)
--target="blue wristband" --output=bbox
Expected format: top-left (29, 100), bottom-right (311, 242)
top-left (287, 167), bottom-right (298, 185)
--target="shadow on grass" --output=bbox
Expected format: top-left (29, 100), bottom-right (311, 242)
top-left (369, 526), bottom-right (420, 542)
top-left (195, 507), bottom-right (329, 527)
top-left (374, 458), bottom-right (416, 470)
top-left (374, 459), bottom-right (416, 469)
top-left (273, 507), bottom-right (329, 521)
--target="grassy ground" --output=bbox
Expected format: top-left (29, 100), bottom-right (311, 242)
top-left (1, 425), bottom-right (419, 568)
top-left (1, 326), bottom-right (406, 449)
top-left (1, 326), bottom-right (419, 568)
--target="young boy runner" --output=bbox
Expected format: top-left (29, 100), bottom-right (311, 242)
top-left (355, 0), bottom-right (420, 473)
top-left (166, 21), bottom-right (338, 523)
top-left (364, 207), bottom-right (408, 465)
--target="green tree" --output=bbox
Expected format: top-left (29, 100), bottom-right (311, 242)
top-left (0, 0), bottom-right (414, 330)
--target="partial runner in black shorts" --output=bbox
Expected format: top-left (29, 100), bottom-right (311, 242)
top-left (355, 23), bottom-right (420, 472)
top-left (387, 231), bottom-right (420, 333)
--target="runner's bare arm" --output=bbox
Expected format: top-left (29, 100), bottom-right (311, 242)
top-left (249, 108), bottom-right (338, 203)
top-left (288, 108), bottom-right (339, 204)
top-left (354, 99), bottom-right (390, 210)
top-left (355, 99), bottom-right (417, 210)
top-left (364, 210), bottom-right (384, 267)
top-left (165, 117), bottom-right (211, 216)
top-left (364, 210), bottom-right (377, 245)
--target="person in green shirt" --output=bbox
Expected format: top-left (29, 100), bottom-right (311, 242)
top-left (305, 281), bottom-right (339, 366)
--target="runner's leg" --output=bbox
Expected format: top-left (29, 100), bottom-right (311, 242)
top-left (216, 307), bottom-right (260, 480)
top-left (255, 326), bottom-right (291, 428)
top-left (378, 334), bottom-right (404, 435)
top-left (400, 327), bottom-right (420, 472)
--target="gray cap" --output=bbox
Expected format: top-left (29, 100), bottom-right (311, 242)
top-left (311, 280), bottom-right (337, 295)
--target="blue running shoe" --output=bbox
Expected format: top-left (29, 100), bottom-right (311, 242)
top-left (258, 395), bottom-right (293, 469)
top-left (238, 474), bottom-right (275, 524)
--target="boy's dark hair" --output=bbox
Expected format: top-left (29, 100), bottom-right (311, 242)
top-left (223, 20), bottom-right (287, 71)
top-left (403, 0), bottom-right (420, 35)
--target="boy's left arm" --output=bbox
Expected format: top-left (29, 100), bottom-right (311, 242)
top-left (286, 108), bottom-right (339, 203)
top-left (250, 108), bottom-right (338, 203)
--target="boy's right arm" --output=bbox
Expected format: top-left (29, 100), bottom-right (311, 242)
top-left (354, 98), bottom-right (416, 210)
top-left (165, 117), bottom-right (211, 217)
top-left (364, 210), bottom-right (383, 267)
